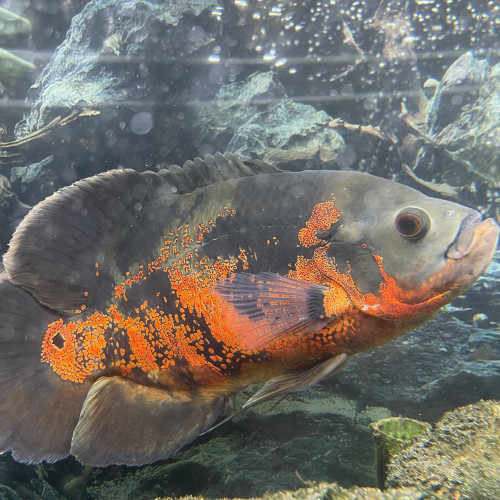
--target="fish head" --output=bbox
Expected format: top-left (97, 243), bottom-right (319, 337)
top-left (312, 173), bottom-right (499, 322)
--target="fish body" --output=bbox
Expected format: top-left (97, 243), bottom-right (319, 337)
top-left (0, 153), bottom-right (497, 466)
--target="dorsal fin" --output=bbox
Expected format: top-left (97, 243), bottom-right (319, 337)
top-left (3, 169), bottom-right (161, 313)
top-left (159, 152), bottom-right (281, 193)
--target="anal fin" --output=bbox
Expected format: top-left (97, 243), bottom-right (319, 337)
top-left (71, 376), bottom-right (227, 467)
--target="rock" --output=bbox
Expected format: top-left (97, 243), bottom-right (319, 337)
top-left (177, 482), bottom-right (435, 499)
top-left (432, 53), bottom-right (500, 186)
top-left (79, 388), bottom-right (391, 498)
top-left (332, 313), bottom-right (500, 416)
top-left (401, 52), bottom-right (500, 218)
top-left (6, 0), bottom-right (224, 202)
top-left (0, 454), bottom-right (64, 500)
top-left (387, 400), bottom-right (500, 499)
top-left (5, 0), bottom-right (499, 219)
top-left (16, 0), bottom-right (221, 137)
top-left (196, 71), bottom-right (344, 168)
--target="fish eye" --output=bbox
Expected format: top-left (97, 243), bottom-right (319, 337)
top-left (394, 207), bottom-right (430, 240)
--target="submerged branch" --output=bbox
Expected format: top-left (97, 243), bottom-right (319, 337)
top-left (402, 163), bottom-right (459, 197)
top-left (0, 108), bottom-right (99, 165)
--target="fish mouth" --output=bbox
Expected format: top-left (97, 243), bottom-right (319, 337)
top-left (446, 211), bottom-right (485, 260)
top-left (442, 213), bottom-right (499, 295)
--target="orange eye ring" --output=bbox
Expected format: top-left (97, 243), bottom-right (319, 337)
top-left (394, 208), bottom-right (430, 240)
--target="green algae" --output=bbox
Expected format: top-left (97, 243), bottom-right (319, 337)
top-left (370, 417), bottom-right (431, 488)
top-left (387, 400), bottom-right (500, 499)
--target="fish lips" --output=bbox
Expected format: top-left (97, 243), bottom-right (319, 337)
top-left (443, 213), bottom-right (499, 294)
top-left (446, 213), bottom-right (498, 260)
top-left (447, 211), bottom-right (485, 259)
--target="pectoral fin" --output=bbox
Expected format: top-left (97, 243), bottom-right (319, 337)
top-left (214, 272), bottom-right (332, 350)
top-left (71, 376), bottom-right (227, 467)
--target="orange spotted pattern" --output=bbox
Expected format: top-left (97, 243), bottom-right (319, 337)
top-left (42, 313), bottom-right (109, 382)
top-left (288, 200), bottom-right (371, 335)
top-left (41, 208), bottom-right (257, 385)
top-left (298, 201), bottom-right (341, 247)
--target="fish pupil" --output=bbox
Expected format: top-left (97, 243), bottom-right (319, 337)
top-left (398, 215), bottom-right (420, 235)
top-left (394, 207), bottom-right (430, 240)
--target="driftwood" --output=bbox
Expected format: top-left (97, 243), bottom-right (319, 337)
top-left (402, 164), bottom-right (459, 197)
top-left (328, 118), bottom-right (392, 142)
top-left (0, 107), bottom-right (99, 166)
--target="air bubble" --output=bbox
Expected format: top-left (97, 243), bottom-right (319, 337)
top-left (130, 112), bottom-right (153, 135)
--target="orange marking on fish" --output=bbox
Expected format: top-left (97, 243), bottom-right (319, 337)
top-left (42, 209), bottom-right (242, 384)
top-left (238, 248), bottom-right (249, 270)
top-left (41, 320), bottom-right (80, 382)
top-left (298, 200), bottom-right (341, 247)
top-left (323, 284), bottom-right (351, 319)
top-left (42, 312), bottom-right (110, 382)
top-left (363, 255), bottom-right (453, 320)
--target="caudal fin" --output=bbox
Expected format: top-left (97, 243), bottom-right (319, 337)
top-left (0, 274), bottom-right (91, 463)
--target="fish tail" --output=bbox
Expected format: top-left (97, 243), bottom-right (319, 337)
top-left (0, 274), bottom-right (90, 463)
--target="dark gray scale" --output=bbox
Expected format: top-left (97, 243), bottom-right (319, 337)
top-left (196, 169), bottom-right (385, 294)
top-left (197, 173), bottom-right (318, 274)
top-left (323, 242), bottom-right (384, 295)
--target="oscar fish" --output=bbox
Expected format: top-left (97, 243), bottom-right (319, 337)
top-left (0, 153), bottom-right (497, 467)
